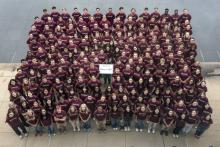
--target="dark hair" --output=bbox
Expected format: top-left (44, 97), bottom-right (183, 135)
top-left (74, 7), bottom-right (78, 10)
top-left (144, 7), bottom-right (148, 10)
top-left (34, 16), bottom-right (39, 19)
top-left (43, 9), bottom-right (47, 12)
top-left (119, 7), bottom-right (124, 10)
top-left (83, 8), bottom-right (88, 11)
top-left (52, 6), bottom-right (56, 9)
top-left (96, 8), bottom-right (100, 10)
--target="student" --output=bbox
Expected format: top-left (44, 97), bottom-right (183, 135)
top-left (25, 109), bottom-right (41, 136)
top-left (110, 105), bottom-right (121, 130)
top-left (53, 105), bottom-right (67, 133)
top-left (79, 104), bottom-right (91, 132)
top-left (182, 110), bottom-right (199, 134)
top-left (6, 110), bottom-right (28, 139)
top-left (194, 115), bottom-right (213, 139)
top-left (40, 109), bottom-right (55, 136)
top-left (148, 108), bottom-right (160, 134)
top-left (68, 105), bottom-right (80, 132)
top-left (123, 106), bottom-right (133, 131)
top-left (160, 110), bottom-right (176, 136)
top-left (135, 105), bottom-right (148, 132)
top-left (173, 114), bottom-right (186, 138)
top-left (94, 106), bottom-right (107, 132)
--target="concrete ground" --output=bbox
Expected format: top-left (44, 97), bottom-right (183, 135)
top-left (0, 0), bottom-right (220, 62)
top-left (0, 64), bottom-right (219, 147)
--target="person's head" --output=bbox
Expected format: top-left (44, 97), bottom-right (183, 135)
top-left (96, 8), bottom-right (100, 12)
top-left (140, 105), bottom-right (146, 112)
top-left (126, 106), bottom-right (130, 112)
top-left (8, 111), bottom-right (15, 118)
top-left (119, 7), bottom-right (124, 12)
top-left (165, 8), bottom-right (169, 14)
top-left (168, 110), bottom-right (173, 116)
top-left (113, 105), bottom-right (117, 111)
top-left (181, 114), bottom-right (186, 119)
top-left (191, 110), bottom-right (197, 116)
top-left (97, 106), bottom-right (103, 112)
top-left (174, 9), bottom-right (178, 14)
top-left (100, 95), bottom-right (106, 101)
top-left (80, 103), bottom-right (87, 111)
top-left (74, 7), bottom-right (78, 12)
top-left (33, 101), bottom-right (39, 107)
top-left (183, 9), bottom-right (189, 15)
top-left (205, 114), bottom-right (211, 120)
top-left (41, 109), bottom-right (46, 115)
top-left (56, 105), bottom-right (62, 113)
top-left (154, 7), bottom-right (158, 12)
top-left (70, 105), bottom-right (76, 112)
top-left (178, 100), bottom-right (184, 106)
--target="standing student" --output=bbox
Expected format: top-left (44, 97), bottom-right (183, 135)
top-left (79, 104), bottom-right (91, 132)
top-left (68, 105), bottom-right (80, 132)
top-left (25, 109), bottom-right (41, 136)
top-left (110, 105), bottom-right (121, 130)
top-left (194, 115), bottom-right (213, 139)
top-left (40, 109), bottom-right (55, 136)
top-left (123, 106), bottom-right (133, 131)
top-left (182, 110), bottom-right (199, 134)
top-left (148, 108), bottom-right (160, 134)
top-left (135, 105), bottom-right (148, 132)
top-left (94, 106), bottom-right (107, 132)
top-left (53, 105), bottom-right (67, 133)
top-left (173, 114), bottom-right (186, 138)
top-left (160, 110), bottom-right (176, 136)
top-left (6, 110), bottom-right (28, 139)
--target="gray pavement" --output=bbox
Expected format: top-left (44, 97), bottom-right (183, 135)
top-left (0, 0), bottom-right (220, 62)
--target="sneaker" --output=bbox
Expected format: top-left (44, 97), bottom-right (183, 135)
top-left (77, 128), bottom-right (80, 132)
top-left (152, 129), bottom-right (155, 134)
top-left (165, 131), bottom-right (168, 136)
top-left (48, 134), bottom-right (51, 137)
top-left (173, 134), bottom-right (176, 138)
top-left (124, 127), bottom-right (127, 131)
top-left (19, 135), bottom-right (23, 139)
top-left (176, 135), bottom-right (179, 138)
top-left (140, 129), bottom-right (143, 132)
top-left (127, 127), bottom-right (130, 131)
top-left (115, 128), bottom-right (118, 130)
top-left (53, 133), bottom-right (56, 136)
top-left (147, 129), bottom-right (151, 133)
top-left (24, 133), bottom-right (28, 137)
top-left (136, 128), bottom-right (139, 132)
top-left (73, 128), bottom-right (76, 132)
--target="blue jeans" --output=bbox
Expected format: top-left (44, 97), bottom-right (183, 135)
top-left (111, 118), bottom-right (119, 128)
top-left (195, 124), bottom-right (209, 136)
top-left (82, 119), bottom-right (91, 131)
top-left (136, 120), bottom-right (145, 129)
top-left (38, 125), bottom-right (54, 134)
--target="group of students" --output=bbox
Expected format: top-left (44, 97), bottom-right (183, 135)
top-left (6, 6), bottom-right (213, 140)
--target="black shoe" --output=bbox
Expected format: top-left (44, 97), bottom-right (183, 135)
top-left (165, 131), bottom-right (168, 136)
top-left (160, 131), bottom-right (164, 135)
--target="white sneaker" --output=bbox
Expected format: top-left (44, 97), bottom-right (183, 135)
top-left (113, 128), bottom-right (116, 131)
top-left (147, 129), bottom-right (151, 133)
top-left (173, 134), bottom-right (176, 138)
top-left (115, 128), bottom-right (118, 130)
top-left (77, 128), bottom-right (80, 132)
top-left (140, 129), bottom-right (143, 132)
top-left (19, 135), bottom-right (23, 139)
top-left (176, 135), bottom-right (179, 138)
top-left (152, 129), bottom-right (155, 134)
top-left (53, 133), bottom-right (56, 136)
top-left (24, 133), bottom-right (28, 137)
top-left (136, 128), bottom-right (139, 132)
top-left (124, 127), bottom-right (127, 131)
top-left (73, 128), bottom-right (76, 132)
top-left (127, 127), bottom-right (130, 131)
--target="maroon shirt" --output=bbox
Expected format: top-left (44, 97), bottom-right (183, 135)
top-left (94, 110), bottom-right (107, 121)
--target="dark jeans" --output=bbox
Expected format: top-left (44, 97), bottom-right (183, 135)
top-left (195, 124), bottom-right (209, 137)
top-left (82, 119), bottom-right (91, 131)
top-left (173, 126), bottom-right (184, 135)
top-left (11, 124), bottom-right (27, 136)
top-left (104, 74), bottom-right (111, 84)
top-left (111, 118), bottom-right (119, 128)
top-left (124, 118), bottom-right (132, 127)
top-left (136, 120), bottom-right (145, 129)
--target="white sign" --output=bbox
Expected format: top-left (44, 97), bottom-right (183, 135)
top-left (99, 64), bottom-right (114, 74)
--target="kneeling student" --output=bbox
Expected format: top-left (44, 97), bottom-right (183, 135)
top-left (94, 106), bottom-right (107, 132)
top-left (6, 110), bottom-right (28, 139)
